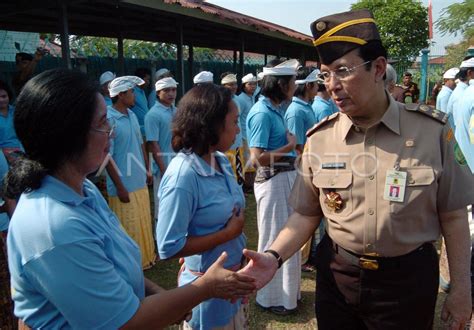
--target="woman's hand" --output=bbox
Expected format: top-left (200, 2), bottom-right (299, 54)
top-left (200, 252), bottom-right (256, 301)
top-left (223, 207), bottom-right (244, 240)
top-left (117, 185), bottom-right (130, 203)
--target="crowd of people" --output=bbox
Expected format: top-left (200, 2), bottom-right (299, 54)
top-left (0, 7), bottom-right (473, 330)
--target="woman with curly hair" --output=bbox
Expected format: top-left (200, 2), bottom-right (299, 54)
top-left (156, 83), bottom-right (249, 329)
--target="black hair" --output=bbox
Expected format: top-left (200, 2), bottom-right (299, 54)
top-left (458, 68), bottom-right (469, 82)
top-left (4, 69), bottom-right (99, 199)
top-left (294, 67), bottom-right (316, 98)
top-left (356, 40), bottom-right (388, 71)
top-left (403, 72), bottom-right (412, 77)
top-left (134, 67), bottom-right (151, 79)
top-left (317, 83), bottom-right (327, 92)
top-left (172, 84), bottom-right (232, 156)
top-left (0, 80), bottom-right (13, 101)
top-left (260, 59), bottom-right (294, 103)
top-left (15, 52), bottom-right (33, 64)
top-left (111, 95), bottom-right (119, 104)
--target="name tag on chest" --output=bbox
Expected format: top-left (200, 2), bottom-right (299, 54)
top-left (383, 169), bottom-right (407, 203)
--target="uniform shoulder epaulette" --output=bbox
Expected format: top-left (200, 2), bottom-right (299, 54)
top-left (404, 103), bottom-right (448, 124)
top-left (306, 112), bottom-right (339, 138)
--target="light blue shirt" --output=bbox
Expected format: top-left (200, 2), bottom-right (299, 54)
top-left (7, 176), bottom-right (144, 329)
top-left (230, 96), bottom-right (243, 150)
top-left (455, 83), bottom-right (474, 173)
top-left (103, 95), bottom-right (112, 107)
top-left (148, 90), bottom-right (157, 109)
top-left (236, 92), bottom-right (255, 141)
top-left (144, 101), bottom-right (176, 176)
top-left (130, 86), bottom-right (149, 135)
top-left (156, 152), bottom-right (246, 330)
top-left (285, 97), bottom-right (317, 146)
top-left (0, 105), bottom-right (23, 148)
top-left (0, 151), bottom-right (9, 231)
top-left (448, 81), bottom-right (469, 130)
top-left (436, 85), bottom-right (453, 113)
top-left (246, 97), bottom-right (296, 156)
top-left (312, 95), bottom-right (338, 123)
top-left (107, 106), bottom-right (147, 196)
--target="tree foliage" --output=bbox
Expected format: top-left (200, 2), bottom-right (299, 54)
top-left (436, 0), bottom-right (474, 39)
top-left (351, 0), bottom-right (429, 63)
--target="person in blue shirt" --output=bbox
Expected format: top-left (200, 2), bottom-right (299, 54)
top-left (285, 67), bottom-right (319, 154)
top-left (99, 71), bottom-right (115, 106)
top-left (5, 69), bottom-right (255, 329)
top-left (0, 80), bottom-right (23, 163)
top-left (455, 79), bottom-right (474, 173)
top-left (246, 59), bottom-right (300, 315)
top-left (145, 77), bottom-right (178, 223)
top-left (105, 75), bottom-right (156, 269)
top-left (0, 151), bottom-right (14, 234)
top-left (312, 82), bottom-right (338, 123)
top-left (156, 84), bottom-right (249, 329)
top-left (436, 67), bottom-right (459, 113)
top-left (130, 68), bottom-right (151, 135)
top-left (450, 58), bottom-right (474, 131)
top-left (148, 68), bottom-right (172, 108)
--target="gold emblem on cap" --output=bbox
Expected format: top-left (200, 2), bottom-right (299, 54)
top-left (316, 21), bottom-right (326, 32)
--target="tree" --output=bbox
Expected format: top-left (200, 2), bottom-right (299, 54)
top-left (351, 0), bottom-right (429, 64)
top-left (436, 0), bottom-right (474, 39)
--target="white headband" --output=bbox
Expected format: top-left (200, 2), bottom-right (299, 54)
top-left (257, 72), bottom-right (265, 81)
top-left (295, 69), bottom-right (322, 85)
top-left (99, 71), bottom-right (116, 86)
top-left (193, 71), bottom-right (214, 84)
top-left (460, 57), bottom-right (474, 68)
top-left (221, 74), bottom-right (237, 84)
top-left (443, 67), bottom-right (459, 79)
top-left (155, 77), bottom-right (179, 91)
top-left (108, 76), bottom-right (145, 97)
top-left (242, 73), bottom-right (257, 84)
top-left (263, 59), bottom-right (299, 76)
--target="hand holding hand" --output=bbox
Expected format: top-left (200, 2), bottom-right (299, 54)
top-left (237, 249), bottom-right (278, 290)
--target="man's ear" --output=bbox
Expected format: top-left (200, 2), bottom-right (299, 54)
top-left (373, 56), bottom-right (387, 82)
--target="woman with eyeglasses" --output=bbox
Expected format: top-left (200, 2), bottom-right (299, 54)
top-left (5, 69), bottom-right (256, 329)
top-left (245, 59), bottom-right (300, 315)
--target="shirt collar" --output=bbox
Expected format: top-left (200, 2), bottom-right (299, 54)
top-left (339, 92), bottom-right (400, 141)
top-left (292, 96), bottom-right (311, 107)
top-left (183, 152), bottom-right (228, 177)
top-left (108, 106), bottom-right (132, 118)
top-left (156, 101), bottom-right (174, 111)
top-left (36, 175), bottom-right (94, 206)
top-left (261, 97), bottom-right (282, 113)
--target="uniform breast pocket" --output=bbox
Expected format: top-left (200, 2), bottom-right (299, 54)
top-left (313, 170), bottom-right (353, 217)
top-left (390, 167), bottom-right (436, 215)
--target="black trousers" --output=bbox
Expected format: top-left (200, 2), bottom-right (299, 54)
top-left (315, 235), bottom-right (439, 330)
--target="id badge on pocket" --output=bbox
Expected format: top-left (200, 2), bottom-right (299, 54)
top-left (383, 169), bottom-right (407, 203)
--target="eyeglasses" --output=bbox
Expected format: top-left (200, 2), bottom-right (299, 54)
top-left (318, 60), bottom-right (372, 83)
top-left (91, 118), bottom-right (116, 138)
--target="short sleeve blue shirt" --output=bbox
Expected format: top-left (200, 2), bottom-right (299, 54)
top-left (156, 151), bottom-right (246, 329)
top-left (7, 176), bottom-right (144, 329)
top-left (0, 105), bottom-right (23, 148)
top-left (130, 86), bottom-right (149, 135)
top-left (147, 90), bottom-right (157, 109)
top-left (107, 106), bottom-right (147, 196)
top-left (312, 96), bottom-right (338, 123)
top-left (235, 92), bottom-right (255, 141)
top-left (103, 95), bottom-right (112, 107)
top-left (455, 83), bottom-right (474, 173)
top-left (144, 101), bottom-right (176, 176)
top-left (0, 151), bottom-right (9, 231)
top-left (285, 97), bottom-right (317, 146)
top-left (436, 85), bottom-right (452, 113)
top-left (448, 81), bottom-right (469, 130)
top-left (246, 97), bottom-right (296, 156)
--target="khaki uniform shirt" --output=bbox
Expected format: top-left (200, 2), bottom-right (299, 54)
top-left (289, 94), bottom-right (474, 257)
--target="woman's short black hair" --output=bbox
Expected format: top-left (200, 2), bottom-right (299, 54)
top-left (294, 67), bottom-right (316, 98)
top-left (172, 84), bottom-right (232, 156)
top-left (0, 80), bottom-right (13, 101)
top-left (4, 69), bottom-right (99, 198)
top-left (260, 58), bottom-right (294, 103)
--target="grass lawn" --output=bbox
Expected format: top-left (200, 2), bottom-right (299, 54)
top-left (145, 192), bottom-right (448, 329)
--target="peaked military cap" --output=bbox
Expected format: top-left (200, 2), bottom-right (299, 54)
top-left (310, 9), bottom-right (381, 65)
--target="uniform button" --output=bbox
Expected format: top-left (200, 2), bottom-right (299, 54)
top-left (330, 179), bottom-right (336, 186)
top-left (369, 175), bottom-right (374, 180)
top-left (366, 243), bottom-right (374, 250)
top-left (368, 208), bottom-right (375, 215)
top-left (409, 178), bottom-right (415, 184)
top-left (354, 127), bottom-right (361, 132)
top-left (366, 138), bottom-right (374, 145)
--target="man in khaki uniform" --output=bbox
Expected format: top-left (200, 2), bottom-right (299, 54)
top-left (240, 9), bottom-right (474, 329)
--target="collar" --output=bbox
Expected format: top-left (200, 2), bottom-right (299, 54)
top-left (441, 85), bottom-right (452, 92)
top-left (108, 106), bottom-right (132, 118)
top-left (261, 97), bottom-right (282, 114)
top-left (182, 152), bottom-right (228, 177)
top-left (340, 92), bottom-right (400, 141)
top-left (36, 175), bottom-right (94, 206)
top-left (156, 101), bottom-right (174, 111)
top-left (292, 96), bottom-right (311, 107)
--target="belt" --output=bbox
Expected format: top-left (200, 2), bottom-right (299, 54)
top-left (331, 241), bottom-right (431, 271)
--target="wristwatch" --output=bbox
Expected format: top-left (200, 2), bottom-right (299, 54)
top-left (264, 249), bottom-right (283, 269)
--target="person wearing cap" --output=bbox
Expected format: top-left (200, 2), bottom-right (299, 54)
top-left (253, 71), bottom-right (265, 101)
top-left (449, 56), bottom-right (474, 132)
top-left (455, 56), bottom-right (474, 173)
top-left (246, 58), bottom-right (300, 315)
top-left (99, 71), bottom-right (116, 106)
top-left (105, 76), bottom-right (156, 270)
top-left (193, 71), bottom-right (214, 85)
top-left (221, 72), bottom-right (245, 186)
top-left (144, 77), bottom-right (178, 223)
top-left (240, 9), bottom-right (474, 329)
top-left (148, 68), bottom-right (172, 108)
top-left (12, 49), bottom-right (45, 97)
top-left (436, 68), bottom-right (459, 113)
top-left (312, 80), bottom-right (339, 123)
top-left (130, 68), bottom-right (151, 135)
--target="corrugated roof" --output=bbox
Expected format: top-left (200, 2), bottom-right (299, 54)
top-left (163, 0), bottom-right (313, 43)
